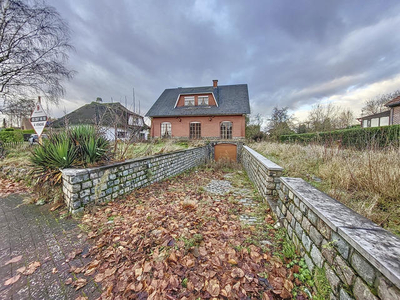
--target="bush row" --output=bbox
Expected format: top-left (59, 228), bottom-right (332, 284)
top-left (280, 125), bottom-right (400, 149)
top-left (0, 129), bottom-right (38, 142)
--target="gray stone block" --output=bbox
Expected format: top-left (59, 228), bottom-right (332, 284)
top-left (310, 225), bottom-right (323, 247)
top-left (353, 277), bottom-right (378, 300)
top-left (311, 245), bottom-right (324, 268)
top-left (317, 218), bottom-right (332, 240)
top-left (334, 255), bottom-right (355, 286)
top-left (295, 221), bottom-right (303, 239)
top-left (304, 253), bottom-right (315, 272)
top-left (351, 251), bottom-right (376, 286)
top-left (302, 217), bottom-right (311, 232)
top-left (331, 232), bottom-right (350, 260)
top-left (322, 239), bottom-right (337, 265)
top-left (302, 232), bottom-right (312, 252)
top-left (325, 264), bottom-right (341, 295)
top-left (376, 275), bottom-right (400, 300)
top-left (294, 208), bottom-right (303, 223)
top-left (308, 209), bottom-right (318, 225)
top-left (82, 180), bottom-right (92, 189)
top-left (339, 288), bottom-right (354, 300)
top-left (79, 189), bottom-right (90, 198)
top-left (294, 195), bottom-right (300, 206)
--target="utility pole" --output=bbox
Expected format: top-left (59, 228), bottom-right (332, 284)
top-left (133, 88), bottom-right (136, 114)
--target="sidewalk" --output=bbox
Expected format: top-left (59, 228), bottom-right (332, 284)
top-left (0, 194), bottom-right (100, 300)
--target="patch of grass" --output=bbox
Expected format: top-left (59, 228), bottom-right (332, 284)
top-left (180, 234), bottom-right (204, 250)
top-left (250, 141), bottom-right (400, 236)
top-left (314, 267), bottom-right (331, 300)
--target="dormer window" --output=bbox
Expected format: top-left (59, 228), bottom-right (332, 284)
top-left (184, 96), bottom-right (195, 106)
top-left (198, 96), bottom-right (209, 105)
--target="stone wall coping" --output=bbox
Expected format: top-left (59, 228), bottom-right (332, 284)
top-left (280, 176), bottom-right (400, 290)
top-left (61, 146), bottom-right (206, 176)
top-left (243, 146), bottom-right (284, 171)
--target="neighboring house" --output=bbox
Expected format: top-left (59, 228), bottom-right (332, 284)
top-left (52, 101), bottom-right (149, 140)
top-left (146, 80), bottom-right (250, 140)
top-left (359, 95), bottom-right (400, 128)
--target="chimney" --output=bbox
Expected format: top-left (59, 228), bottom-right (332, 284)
top-left (213, 79), bottom-right (218, 88)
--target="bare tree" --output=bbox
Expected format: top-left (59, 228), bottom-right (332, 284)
top-left (361, 90), bottom-right (400, 116)
top-left (306, 103), bottom-right (355, 132)
top-left (267, 107), bottom-right (295, 138)
top-left (1, 97), bottom-right (35, 127)
top-left (0, 0), bottom-right (74, 102)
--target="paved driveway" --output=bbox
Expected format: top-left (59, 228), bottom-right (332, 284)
top-left (0, 194), bottom-right (101, 300)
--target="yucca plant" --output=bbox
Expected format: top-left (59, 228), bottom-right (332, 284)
top-left (31, 132), bottom-right (77, 184)
top-left (69, 125), bottom-right (110, 165)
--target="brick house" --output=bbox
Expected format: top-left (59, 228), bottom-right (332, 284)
top-left (359, 95), bottom-right (400, 128)
top-left (146, 80), bottom-right (250, 140)
top-left (53, 101), bottom-right (149, 140)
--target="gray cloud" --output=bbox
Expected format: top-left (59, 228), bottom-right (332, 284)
top-left (47, 0), bottom-right (400, 120)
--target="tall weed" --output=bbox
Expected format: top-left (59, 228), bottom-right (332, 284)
top-left (250, 142), bottom-right (400, 235)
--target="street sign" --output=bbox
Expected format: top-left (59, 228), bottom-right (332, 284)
top-left (30, 102), bottom-right (48, 137)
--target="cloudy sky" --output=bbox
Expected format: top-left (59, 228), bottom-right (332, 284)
top-left (46, 0), bottom-right (400, 123)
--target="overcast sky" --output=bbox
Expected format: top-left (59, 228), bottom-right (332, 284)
top-left (46, 0), bottom-right (400, 123)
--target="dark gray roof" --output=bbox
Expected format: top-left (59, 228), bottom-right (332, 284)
top-left (146, 84), bottom-right (250, 117)
top-left (52, 102), bottom-right (146, 128)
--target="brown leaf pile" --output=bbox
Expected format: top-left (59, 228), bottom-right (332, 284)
top-left (0, 178), bottom-right (28, 197)
top-left (75, 170), bottom-right (307, 299)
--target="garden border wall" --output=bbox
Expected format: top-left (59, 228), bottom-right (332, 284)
top-left (241, 146), bottom-right (400, 300)
top-left (61, 146), bottom-right (211, 213)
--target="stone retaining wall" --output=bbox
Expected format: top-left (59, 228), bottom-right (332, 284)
top-left (61, 146), bottom-right (210, 213)
top-left (241, 146), bottom-right (400, 300)
top-left (276, 177), bottom-right (400, 300)
top-left (240, 145), bottom-right (283, 199)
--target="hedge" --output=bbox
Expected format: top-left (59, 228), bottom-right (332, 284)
top-left (0, 130), bottom-right (24, 143)
top-left (279, 125), bottom-right (400, 149)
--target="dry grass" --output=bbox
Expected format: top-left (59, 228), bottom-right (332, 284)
top-left (249, 142), bottom-right (400, 236)
top-left (115, 140), bottom-right (197, 160)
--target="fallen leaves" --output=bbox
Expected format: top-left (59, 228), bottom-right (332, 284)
top-left (5, 255), bottom-right (22, 265)
top-left (70, 169), bottom-right (309, 299)
top-left (0, 178), bottom-right (28, 197)
top-left (4, 275), bottom-right (20, 286)
top-left (23, 261), bottom-right (41, 275)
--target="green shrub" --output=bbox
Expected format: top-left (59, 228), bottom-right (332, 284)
top-left (280, 125), bottom-right (400, 149)
top-left (69, 125), bottom-right (110, 164)
top-left (31, 125), bottom-right (110, 184)
top-left (0, 130), bottom-right (23, 142)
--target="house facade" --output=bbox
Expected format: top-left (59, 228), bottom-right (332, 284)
top-left (146, 80), bottom-right (250, 140)
top-left (359, 95), bottom-right (400, 128)
top-left (53, 101), bottom-right (149, 140)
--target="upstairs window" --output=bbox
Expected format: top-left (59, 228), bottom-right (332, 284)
top-left (198, 96), bottom-right (209, 105)
top-left (184, 96), bottom-right (195, 106)
top-left (161, 122), bottom-right (171, 137)
top-left (189, 122), bottom-right (201, 139)
top-left (220, 121), bottom-right (232, 139)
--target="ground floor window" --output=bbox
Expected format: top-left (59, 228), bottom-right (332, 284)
top-left (220, 121), bottom-right (232, 139)
top-left (117, 131), bottom-right (127, 138)
top-left (189, 122), bottom-right (201, 139)
top-left (161, 122), bottom-right (171, 137)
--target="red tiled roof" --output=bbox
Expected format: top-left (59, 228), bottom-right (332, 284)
top-left (385, 95), bottom-right (400, 107)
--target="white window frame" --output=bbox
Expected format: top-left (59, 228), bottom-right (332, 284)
top-left (198, 95), bottom-right (209, 106)
top-left (189, 122), bottom-right (201, 139)
top-left (380, 116), bottom-right (389, 126)
top-left (161, 122), bottom-right (171, 137)
top-left (184, 96), bottom-right (195, 106)
top-left (371, 118), bottom-right (379, 127)
top-left (220, 121), bottom-right (233, 139)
